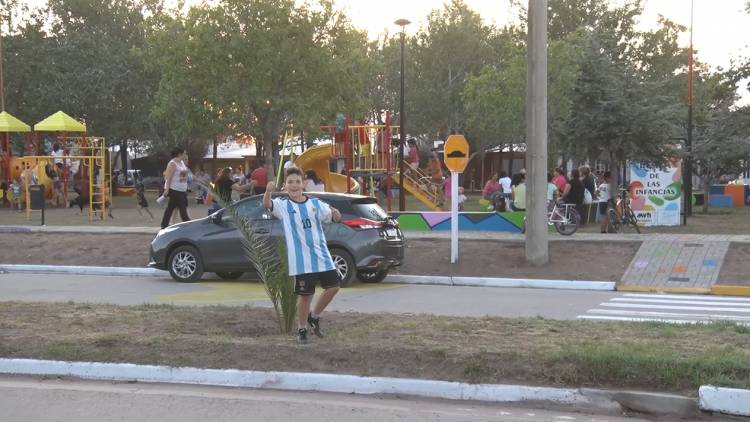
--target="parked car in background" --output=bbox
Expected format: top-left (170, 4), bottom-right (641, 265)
top-left (149, 192), bottom-right (404, 286)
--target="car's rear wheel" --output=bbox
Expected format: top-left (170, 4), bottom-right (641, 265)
top-left (330, 248), bottom-right (356, 287)
top-left (168, 245), bottom-right (204, 283)
top-left (216, 272), bottom-right (244, 280)
top-left (357, 269), bottom-right (388, 283)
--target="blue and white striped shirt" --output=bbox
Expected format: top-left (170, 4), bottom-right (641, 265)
top-left (270, 196), bottom-right (336, 276)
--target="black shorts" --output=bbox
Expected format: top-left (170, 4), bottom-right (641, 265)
top-left (294, 270), bottom-right (340, 296)
top-left (599, 200), bottom-right (614, 216)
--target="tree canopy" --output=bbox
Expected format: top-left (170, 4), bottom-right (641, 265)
top-left (0, 0), bottom-right (747, 178)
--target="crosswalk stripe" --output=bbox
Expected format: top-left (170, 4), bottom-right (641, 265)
top-left (612, 298), bottom-right (750, 307)
top-left (624, 293), bottom-right (750, 302)
top-left (586, 309), bottom-right (750, 321)
top-left (578, 315), bottom-right (710, 325)
top-left (601, 303), bottom-right (750, 313)
top-left (579, 293), bottom-right (750, 326)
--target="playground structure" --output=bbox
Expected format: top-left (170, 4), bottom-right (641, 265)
top-left (1, 111), bottom-right (110, 222)
top-left (316, 112), bottom-right (444, 211)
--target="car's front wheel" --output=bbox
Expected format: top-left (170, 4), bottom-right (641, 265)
top-left (216, 272), bottom-right (244, 280)
top-left (357, 269), bottom-right (388, 283)
top-left (330, 248), bottom-right (356, 287)
top-left (168, 245), bottom-right (204, 283)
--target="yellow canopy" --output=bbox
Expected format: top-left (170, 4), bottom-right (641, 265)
top-left (0, 111), bottom-right (31, 132)
top-left (34, 111), bottom-right (86, 132)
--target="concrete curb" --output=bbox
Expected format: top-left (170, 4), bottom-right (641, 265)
top-left (0, 264), bottom-right (617, 292)
top-left (385, 274), bottom-right (616, 291)
top-left (0, 264), bottom-right (161, 277)
top-left (0, 358), bottom-right (597, 406)
top-left (699, 385), bottom-right (750, 417)
top-left (0, 358), bottom-right (707, 418)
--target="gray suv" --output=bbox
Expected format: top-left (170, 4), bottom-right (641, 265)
top-left (149, 192), bottom-right (404, 286)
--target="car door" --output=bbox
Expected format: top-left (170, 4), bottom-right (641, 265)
top-left (199, 198), bottom-right (276, 272)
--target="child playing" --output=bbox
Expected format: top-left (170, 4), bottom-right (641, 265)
top-left (136, 182), bottom-right (154, 220)
top-left (263, 167), bottom-right (343, 344)
top-left (10, 178), bottom-right (22, 212)
top-left (457, 186), bottom-right (467, 211)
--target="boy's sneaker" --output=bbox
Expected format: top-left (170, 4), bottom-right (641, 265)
top-left (296, 328), bottom-right (309, 344)
top-left (307, 313), bottom-right (324, 337)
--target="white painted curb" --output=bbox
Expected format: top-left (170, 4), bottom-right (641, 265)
top-left (699, 385), bottom-right (750, 416)
top-left (0, 264), bottom-right (616, 291)
top-left (385, 274), bottom-right (616, 291)
top-left (0, 358), bottom-right (594, 405)
top-left (0, 264), bottom-right (161, 277)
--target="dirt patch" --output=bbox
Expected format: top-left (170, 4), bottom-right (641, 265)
top-left (1, 302), bottom-right (749, 394)
top-left (0, 233), bottom-right (154, 267)
top-left (397, 239), bottom-right (639, 281)
top-left (717, 243), bottom-right (750, 286)
top-left (1, 233), bottom-right (638, 281)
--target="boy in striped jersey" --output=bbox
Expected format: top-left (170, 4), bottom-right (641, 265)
top-left (263, 167), bottom-right (342, 344)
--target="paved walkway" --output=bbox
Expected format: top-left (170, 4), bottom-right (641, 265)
top-left (5, 224), bottom-right (750, 243)
top-left (620, 239), bottom-right (731, 293)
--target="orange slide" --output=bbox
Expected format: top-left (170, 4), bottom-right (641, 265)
top-left (293, 144), bottom-right (360, 193)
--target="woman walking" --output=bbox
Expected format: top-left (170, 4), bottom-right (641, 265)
top-left (160, 148), bottom-right (191, 229)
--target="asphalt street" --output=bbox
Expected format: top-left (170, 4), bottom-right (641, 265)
top-left (0, 376), bottom-right (647, 422)
top-left (0, 272), bottom-right (618, 319)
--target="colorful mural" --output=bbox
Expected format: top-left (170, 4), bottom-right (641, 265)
top-left (390, 211), bottom-right (525, 232)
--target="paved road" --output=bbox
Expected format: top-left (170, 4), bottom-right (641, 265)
top-left (0, 272), bottom-right (618, 319)
top-left (0, 376), bottom-right (647, 422)
top-left (3, 272), bottom-right (750, 324)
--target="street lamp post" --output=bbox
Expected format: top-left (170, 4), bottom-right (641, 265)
top-left (395, 18), bottom-right (410, 211)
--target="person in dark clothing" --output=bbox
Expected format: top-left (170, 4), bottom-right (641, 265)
top-left (580, 165), bottom-right (596, 198)
top-left (562, 168), bottom-right (585, 205)
top-left (211, 167), bottom-right (255, 213)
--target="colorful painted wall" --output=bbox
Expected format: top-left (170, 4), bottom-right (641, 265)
top-left (390, 211), bottom-right (525, 233)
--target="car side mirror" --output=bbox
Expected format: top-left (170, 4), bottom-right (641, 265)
top-left (211, 211), bottom-right (223, 224)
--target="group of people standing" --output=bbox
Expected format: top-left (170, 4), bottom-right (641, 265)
top-left (484, 166), bottom-right (615, 231)
top-left (157, 148), bottom-right (327, 229)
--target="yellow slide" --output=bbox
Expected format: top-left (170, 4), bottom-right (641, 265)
top-left (392, 173), bottom-right (443, 211)
top-left (294, 144), bottom-right (360, 194)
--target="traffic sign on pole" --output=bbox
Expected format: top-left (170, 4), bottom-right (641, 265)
top-left (444, 134), bottom-right (469, 173)
top-left (443, 135), bottom-right (469, 263)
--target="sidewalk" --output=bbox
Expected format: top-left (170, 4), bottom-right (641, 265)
top-left (5, 224), bottom-right (750, 243)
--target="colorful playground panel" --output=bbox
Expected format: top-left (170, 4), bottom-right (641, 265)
top-left (390, 211), bottom-right (525, 232)
top-left (709, 184), bottom-right (747, 208)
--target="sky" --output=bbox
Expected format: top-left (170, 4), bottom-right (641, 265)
top-left (336, 0), bottom-right (750, 71)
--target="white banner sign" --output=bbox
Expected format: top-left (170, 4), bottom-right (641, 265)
top-left (628, 162), bottom-right (682, 226)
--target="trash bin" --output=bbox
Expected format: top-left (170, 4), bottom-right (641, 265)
top-left (28, 184), bottom-right (46, 226)
top-left (28, 185), bottom-right (45, 210)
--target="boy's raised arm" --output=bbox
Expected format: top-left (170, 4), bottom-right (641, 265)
top-left (263, 181), bottom-right (275, 210)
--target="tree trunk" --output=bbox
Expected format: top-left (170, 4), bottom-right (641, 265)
top-left (119, 140), bottom-right (128, 174)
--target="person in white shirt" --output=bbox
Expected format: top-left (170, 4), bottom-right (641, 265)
top-left (597, 171), bottom-right (613, 233)
top-left (304, 170), bottom-right (325, 192)
top-left (499, 171), bottom-right (512, 195)
top-left (160, 147), bottom-right (191, 228)
top-left (263, 167), bottom-right (342, 344)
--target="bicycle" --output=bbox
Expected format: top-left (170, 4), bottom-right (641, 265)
top-left (607, 188), bottom-right (641, 234)
top-left (522, 201), bottom-right (581, 236)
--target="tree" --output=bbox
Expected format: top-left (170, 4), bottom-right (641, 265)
top-left (562, 32), bottom-right (677, 178)
top-left (406, 0), bottom-right (496, 139)
top-left (146, 0), bottom-right (370, 170)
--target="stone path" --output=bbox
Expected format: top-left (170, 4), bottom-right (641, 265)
top-left (620, 239), bottom-right (731, 292)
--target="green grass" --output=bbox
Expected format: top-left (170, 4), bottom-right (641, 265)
top-left (1, 301), bottom-right (749, 394)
